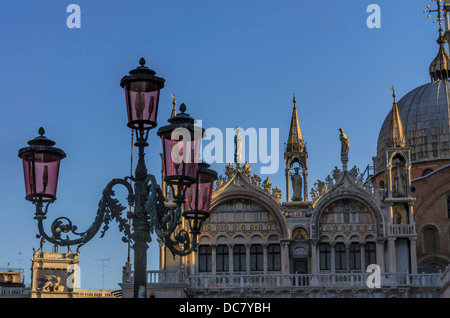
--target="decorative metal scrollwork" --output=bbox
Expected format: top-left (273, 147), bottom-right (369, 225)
top-left (35, 178), bottom-right (134, 251)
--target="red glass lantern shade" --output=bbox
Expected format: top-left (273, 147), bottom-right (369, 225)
top-left (157, 103), bottom-right (204, 187)
top-left (183, 163), bottom-right (218, 220)
top-left (120, 58), bottom-right (165, 130)
top-left (18, 128), bottom-right (66, 203)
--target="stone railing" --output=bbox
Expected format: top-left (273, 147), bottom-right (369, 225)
top-left (76, 289), bottom-right (121, 298)
top-left (32, 251), bottom-right (79, 260)
top-left (0, 286), bottom-right (30, 297)
top-left (124, 269), bottom-right (184, 286)
top-left (126, 270), bottom-right (442, 292)
top-left (182, 272), bottom-right (442, 289)
top-left (388, 224), bottom-right (416, 236)
top-left (440, 266), bottom-right (450, 292)
top-left (147, 270), bottom-right (184, 285)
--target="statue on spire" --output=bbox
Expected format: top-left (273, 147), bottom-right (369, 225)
top-left (234, 128), bottom-right (243, 166)
top-left (339, 128), bottom-right (349, 171)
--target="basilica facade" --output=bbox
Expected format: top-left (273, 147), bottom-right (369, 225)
top-left (120, 16), bottom-right (450, 299)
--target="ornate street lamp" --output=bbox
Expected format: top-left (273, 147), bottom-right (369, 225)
top-left (18, 58), bottom-right (216, 298)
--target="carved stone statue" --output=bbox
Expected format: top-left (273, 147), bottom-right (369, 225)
top-left (234, 129), bottom-right (243, 165)
top-left (272, 187), bottom-right (282, 203)
top-left (349, 166), bottom-right (359, 181)
top-left (393, 166), bottom-right (406, 197)
top-left (310, 188), bottom-right (318, 202)
top-left (262, 177), bottom-right (272, 193)
top-left (215, 175), bottom-right (225, 190)
top-left (314, 179), bottom-right (326, 195)
top-left (251, 173), bottom-right (261, 188)
top-left (291, 167), bottom-right (302, 201)
top-left (339, 128), bottom-right (349, 155)
top-left (325, 175), bottom-right (334, 190)
top-left (242, 161), bottom-right (251, 179)
top-left (224, 163), bottom-right (235, 180)
top-left (41, 276), bottom-right (64, 292)
top-left (332, 166), bottom-right (342, 183)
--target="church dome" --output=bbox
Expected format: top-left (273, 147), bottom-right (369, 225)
top-left (375, 26), bottom-right (450, 174)
top-left (375, 80), bottom-right (450, 173)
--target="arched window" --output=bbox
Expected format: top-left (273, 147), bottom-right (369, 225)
top-left (233, 245), bottom-right (246, 272)
top-left (250, 245), bottom-right (263, 272)
top-left (423, 227), bottom-right (438, 254)
top-left (216, 245), bottom-right (229, 272)
top-left (267, 244), bottom-right (281, 271)
top-left (199, 245), bottom-right (212, 272)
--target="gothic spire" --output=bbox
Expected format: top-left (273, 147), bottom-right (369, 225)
top-left (170, 94), bottom-right (177, 118)
top-left (286, 94), bottom-right (305, 153)
top-left (387, 86), bottom-right (406, 147)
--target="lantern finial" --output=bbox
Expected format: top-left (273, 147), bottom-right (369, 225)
top-left (139, 57), bottom-right (146, 67)
top-left (38, 127), bottom-right (45, 136)
top-left (180, 103), bottom-right (187, 114)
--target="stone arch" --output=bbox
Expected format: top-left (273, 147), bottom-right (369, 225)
top-left (291, 226), bottom-right (308, 241)
top-left (215, 235), bottom-right (229, 245)
top-left (267, 234), bottom-right (280, 242)
top-left (311, 190), bottom-right (384, 239)
top-left (420, 224), bottom-right (440, 254)
top-left (387, 151), bottom-right (409, 167)
top-left (211, 191), bottom-right (289, 239)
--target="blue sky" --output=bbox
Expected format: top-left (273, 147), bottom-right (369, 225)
top-left (0, 0), bottom-right (441, 289)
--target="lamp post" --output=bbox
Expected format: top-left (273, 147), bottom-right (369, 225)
top-left (18, 58), bottom-right (217, 298)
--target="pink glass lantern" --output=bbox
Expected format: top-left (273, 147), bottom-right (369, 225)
top-left (157, 103), bottom-right (204, 187)
top-left (183, 163), bottom-right (217, 221)
top-left (18, 128), bottom-right (66, 202)
top-left (120, 58), bottom-right (165, 130)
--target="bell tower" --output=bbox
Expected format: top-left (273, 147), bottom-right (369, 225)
top-left (284, 94), bottom-right (308, 202)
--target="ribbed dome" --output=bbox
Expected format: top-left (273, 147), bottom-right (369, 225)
top-left (376, 80), bottom-right (450, 173)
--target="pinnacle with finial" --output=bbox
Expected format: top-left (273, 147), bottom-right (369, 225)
top-left (171, 94), bottom-right (177, 118)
